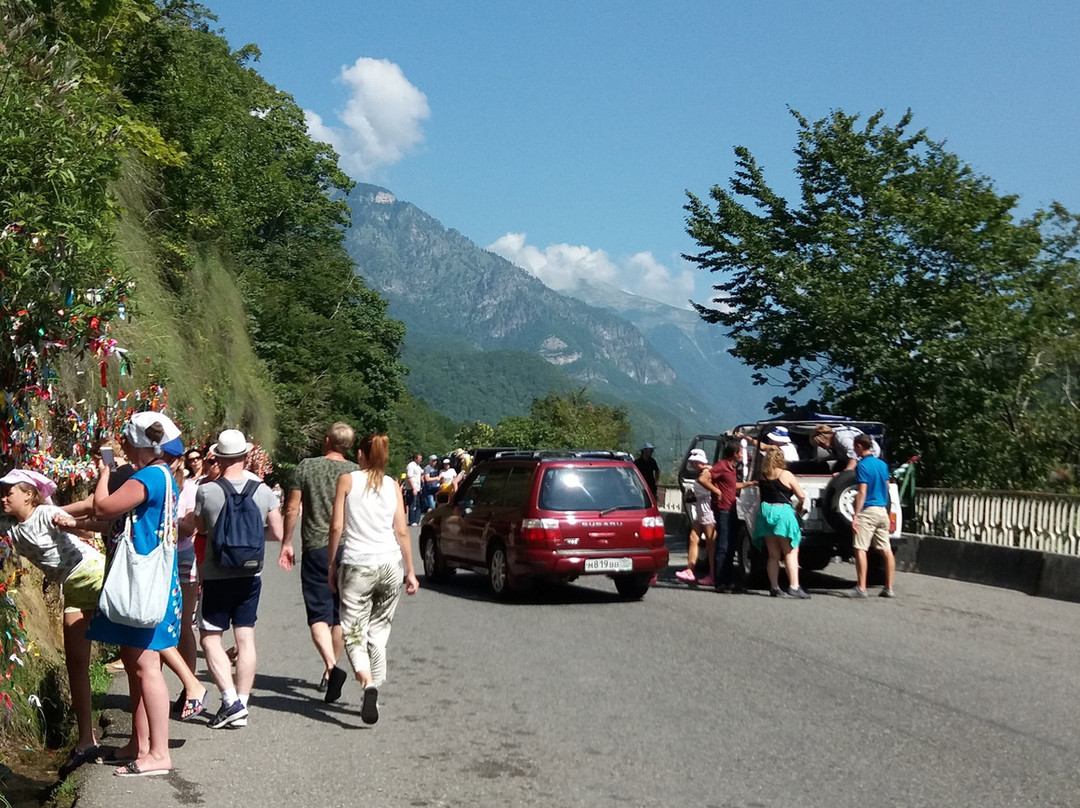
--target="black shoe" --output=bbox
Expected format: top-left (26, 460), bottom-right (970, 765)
top-left (769, 587), bottom-right (785, 598)
top-left (324, 666), bottom-right (348, 704)
top-left (360, 686), bottom-right (379, 725)
top-left (316, 673), bottom-right (329, 693)
top-left (209, 699), bottom-right (249, 729)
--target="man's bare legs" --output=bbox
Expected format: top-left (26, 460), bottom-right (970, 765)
top-left (202, 631), bottom-right (234, 696)
top-left (202, 627), bottom-right (255, 703)
top-left (232, 626), bottom-right (256, 699)
top-left (310, 621), bottom-right (344, 677)
top-left (853, 546), bottom-right (896, 591)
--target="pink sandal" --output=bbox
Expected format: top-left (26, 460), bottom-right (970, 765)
top-left (674, 569), bottom-right (696, 583)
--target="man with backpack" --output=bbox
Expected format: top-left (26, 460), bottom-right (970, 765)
top-left (193, 429), bottom-right (283, 729)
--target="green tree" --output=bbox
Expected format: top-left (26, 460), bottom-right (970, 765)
top-left (484, 391), bottom-right (632, 451)
top-left (108, 5), bottom-right (406, 460)
top-left (685, 109), bottom-right (1078, 488)
top-left (454, 420), bottom-right (496, 449)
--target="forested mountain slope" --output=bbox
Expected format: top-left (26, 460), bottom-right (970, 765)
top-left (344, 184), bottom-right (734, 446)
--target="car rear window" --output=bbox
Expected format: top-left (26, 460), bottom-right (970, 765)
top-left (538, 466), bottom-right (652, 512)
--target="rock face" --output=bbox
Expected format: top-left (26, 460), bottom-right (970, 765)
top-left (343, 182), bottom-right (748, 442)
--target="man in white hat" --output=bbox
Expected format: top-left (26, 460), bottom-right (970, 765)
top-left (192, 429), bottom-right (283, 729)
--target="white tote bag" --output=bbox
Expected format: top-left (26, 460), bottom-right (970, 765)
top-left (98, 465), bottom-right (176, 629)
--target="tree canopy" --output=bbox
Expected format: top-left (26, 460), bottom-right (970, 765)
top-left (455, 391), bottom-right (633, 452)
top-left (1, 0), bottom-right (407, 468)
top-left (685, 109), bottom-right (1080, 489)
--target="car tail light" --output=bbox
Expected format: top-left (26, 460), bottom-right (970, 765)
top-left (521, 518), bottom-right (560, 542)
top-left (641, 516), bottom-right (665, 541)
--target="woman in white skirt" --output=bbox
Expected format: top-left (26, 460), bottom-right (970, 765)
top-left (328, 434), bottom-right (419, 724)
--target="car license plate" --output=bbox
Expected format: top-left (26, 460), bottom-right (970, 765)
top-left (584, 557), bottom-right (633, 573)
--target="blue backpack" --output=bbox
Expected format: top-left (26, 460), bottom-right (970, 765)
top-left (213, 479), bottom-right (265, 571)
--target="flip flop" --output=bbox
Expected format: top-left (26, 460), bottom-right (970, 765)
top-left (179, 690), bottom-right (208, 721)
top-left (324, 666), bottom-right (347, 704)
top-left (114, 761), bottom-right (170, 777)
top-left (58, 745), bottom-right (104, 778)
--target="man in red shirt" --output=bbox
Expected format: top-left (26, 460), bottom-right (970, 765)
top-left (710, 440), bottom-right (757, 592)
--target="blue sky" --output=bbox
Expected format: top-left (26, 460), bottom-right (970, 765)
top-left (209, 0), bottom-right (1079, 310)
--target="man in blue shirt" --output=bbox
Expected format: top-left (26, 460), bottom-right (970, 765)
top-left (845, 433), bottom-right (896, 598)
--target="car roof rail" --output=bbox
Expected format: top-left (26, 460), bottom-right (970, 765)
top-left (492, 449), bottom-right (634, 461)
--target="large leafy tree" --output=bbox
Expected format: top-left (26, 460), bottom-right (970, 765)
top-left (477, 391), bottom-right (632, 451)
top-left (109, 3), bottom-right (406, 460)
top-left (685, 109), bottom-right (1079, 489)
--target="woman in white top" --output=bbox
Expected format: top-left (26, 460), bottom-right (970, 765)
top-left (328, 434), bottom-right (419, 725)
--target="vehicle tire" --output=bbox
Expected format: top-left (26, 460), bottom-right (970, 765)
top-left (487, 540), bottom-right (512, 600)
top-left (420, 533), bottom-right (453, 582)
top-left (613, 572), bottom-right (652, 600)
top-left (738, 525), bottom-right (768, 589)
top-left (823, 470), bottom-right (859, 534)
top-left (798, 546), bottom-right (833, 572)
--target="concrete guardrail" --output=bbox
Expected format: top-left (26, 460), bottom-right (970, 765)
top-left (658, 485), bottom-right (1080, 603)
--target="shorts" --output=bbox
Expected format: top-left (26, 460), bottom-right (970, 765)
top-left (688, 500), bottom-right (715, 528)
top-left (854, 506), bottom-right (891, 552)
top-left (177, 545), bottom-right (198, 585)
top-left (199, 577), bottom-right (262, 632)
top-left (62, 554), bottom-right (105, 614)
top-left (301, 546), bottom-right (340, 627)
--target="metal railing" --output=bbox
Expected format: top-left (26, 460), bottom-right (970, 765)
top-left (914, 488), bottom-right (1080, 556)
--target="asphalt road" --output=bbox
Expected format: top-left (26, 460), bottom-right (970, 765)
top-left (79, 528), bottom-right (1080, 808)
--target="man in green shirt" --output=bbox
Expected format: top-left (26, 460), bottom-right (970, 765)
top-left (278, 422), bottom-right (358, 702)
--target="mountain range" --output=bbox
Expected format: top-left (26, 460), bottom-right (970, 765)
top-left (342, 183), bottom-right (771, 458)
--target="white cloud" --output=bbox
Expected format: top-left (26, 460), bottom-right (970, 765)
top-left (488, 233), bottom-right (696, 309)
top-left (304, 57), bottom-right (430, 178)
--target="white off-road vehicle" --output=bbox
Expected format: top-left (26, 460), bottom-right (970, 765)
top-left (680, 418), bottom-right (902, 581)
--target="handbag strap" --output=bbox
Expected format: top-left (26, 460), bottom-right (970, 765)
top-left (156, 463), bottom-right (177, 548)
top-left (119, 464), bottom-right (177, 549)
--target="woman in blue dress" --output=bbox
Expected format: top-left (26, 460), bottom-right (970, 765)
top-left (87, 412), bottom-right (184, 777)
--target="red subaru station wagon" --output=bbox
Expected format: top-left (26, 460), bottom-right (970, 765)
top-left (419, 451), bottom-right (668, 600)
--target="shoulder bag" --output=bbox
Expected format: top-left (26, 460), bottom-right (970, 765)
top-left (98, 464), bottom-right (176, 629)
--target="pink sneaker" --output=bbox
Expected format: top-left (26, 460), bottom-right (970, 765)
top-left (674, 569), bottom-right (696, 583)
top-left (697, 574), bottom-right (715, 587)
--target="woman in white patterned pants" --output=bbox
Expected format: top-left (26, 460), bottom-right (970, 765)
top-left (328, 434), bottom-right (420, 724)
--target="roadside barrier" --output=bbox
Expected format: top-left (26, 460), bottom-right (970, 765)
top-left (914, 488), bottom-right (1080, 556)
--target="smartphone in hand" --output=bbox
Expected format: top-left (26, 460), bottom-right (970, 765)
top-left (100, 446), bottom-right (116, 470)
